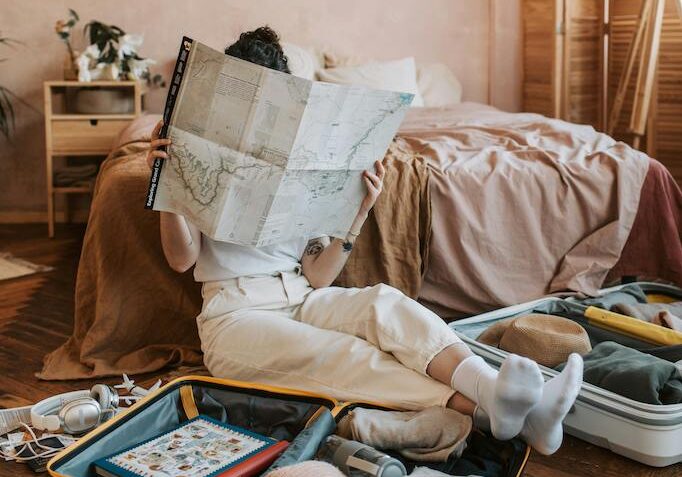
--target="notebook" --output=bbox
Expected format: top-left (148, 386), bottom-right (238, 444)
top-left (92, 415), bottom-right (288, 477)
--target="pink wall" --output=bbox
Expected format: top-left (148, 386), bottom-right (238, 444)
top-left (0, 0), bottom-right (522, 217)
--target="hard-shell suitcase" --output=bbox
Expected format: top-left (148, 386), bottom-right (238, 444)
top-left (450, 282), bottom-right (682, 467)
top-left (46, 376), bottom-right (530, 477)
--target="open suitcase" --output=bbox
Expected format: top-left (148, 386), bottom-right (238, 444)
top-left (450, 282), bottom-right (682, 467)
top-left (46, 376), bottom-right (530, 477)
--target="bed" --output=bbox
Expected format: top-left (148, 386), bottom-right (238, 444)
top-left (37, 81), bottom-right (682, 381)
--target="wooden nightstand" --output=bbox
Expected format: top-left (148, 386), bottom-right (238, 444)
top-left (43, 80), bottom-right (143, 237)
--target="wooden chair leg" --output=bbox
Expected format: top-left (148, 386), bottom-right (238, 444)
top-left (63, 194), bottom-right (70, 225)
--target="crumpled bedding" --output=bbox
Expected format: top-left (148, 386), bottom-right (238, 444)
top-left (400, 103), bottom-right (650, 318)
top-left (39, 103), bottom-right (671, 379)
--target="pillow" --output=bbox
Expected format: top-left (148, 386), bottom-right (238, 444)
top-left (317, 57), bottom-right (424, 107)
top-left (323, 51), bottom-right (371, 69)
top-left (416, 63), bottom-right (462, 107)
top-left (281, 42), bottom-right (324, 80)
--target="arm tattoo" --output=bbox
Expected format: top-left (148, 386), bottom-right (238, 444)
top-left (342, 240), bottom-right (353, 253)
top-left (304, 238), bottom-right (325, 256)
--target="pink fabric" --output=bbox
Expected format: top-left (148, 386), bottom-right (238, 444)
top-left (398, 104), bottom-right (651, 318)
top-left (114, 113), bottom-right (162, 147)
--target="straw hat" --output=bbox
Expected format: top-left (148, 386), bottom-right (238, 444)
top-left (477, 313), bottom-right (592, 368)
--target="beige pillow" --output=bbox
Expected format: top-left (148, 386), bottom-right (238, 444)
top-left (282, 42), bottom-right (323, 80)
top-left (416, 63), bottom-right (462, 107)
top-left (323, 51), bottom-right (371, 69)
top-left (317, 57), bottom-right (424, 107)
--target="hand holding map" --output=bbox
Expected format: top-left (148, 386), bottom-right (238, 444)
top-left (146, 37), bottom-right (413, 247)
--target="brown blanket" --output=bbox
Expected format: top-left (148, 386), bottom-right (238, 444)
top-left (37, 115), bottom-right (431, 380)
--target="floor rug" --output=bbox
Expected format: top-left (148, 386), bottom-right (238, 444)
top-left (0, 252), bottom-right (53, 281)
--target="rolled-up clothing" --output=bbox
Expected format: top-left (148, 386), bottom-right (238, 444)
top-left (337, 407), bottom-right (472, 462)
top-left (556, 341), bottom-right (682, 405)
top-left (612, 302), bottom-right (682, 332)
top-left (53, 164), bottom-right (99, 186)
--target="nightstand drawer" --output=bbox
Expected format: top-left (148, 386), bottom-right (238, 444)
top-left (51, 119), bottom-right (130, 154)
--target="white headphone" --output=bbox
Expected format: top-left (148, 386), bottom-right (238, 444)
top-left (30, 384), bottom-right (119, 435)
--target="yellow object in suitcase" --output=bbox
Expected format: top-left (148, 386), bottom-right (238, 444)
top-left (584, 306), bottom-right (682, 346)
top-left (645, 293), bottom-right (679, 304)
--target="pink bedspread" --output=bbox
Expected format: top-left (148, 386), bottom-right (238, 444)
top-left (398, 104), bottom-right (651, 318)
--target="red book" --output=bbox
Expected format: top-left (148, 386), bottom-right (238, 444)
top-left (220, 440), bottom-right (289, 476)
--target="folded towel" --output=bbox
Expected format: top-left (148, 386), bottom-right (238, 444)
top-left (53, 165), bottom-right (99, 186)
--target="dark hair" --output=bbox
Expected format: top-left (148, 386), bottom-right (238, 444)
top-left (225, 26), bottom-right (290, 73)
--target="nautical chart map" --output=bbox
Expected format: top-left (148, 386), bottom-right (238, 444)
top-left (152, 39), bottom-right (413, 246)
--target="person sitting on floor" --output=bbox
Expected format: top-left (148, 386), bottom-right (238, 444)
top-left (146, 25), bottom-right (584, 456)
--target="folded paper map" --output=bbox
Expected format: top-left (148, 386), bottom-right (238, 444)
top-left (145, 37), bottom-right (413, 246)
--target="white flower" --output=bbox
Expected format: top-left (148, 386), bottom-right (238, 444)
top-left (76, 45), bottom-right (99, 82)
top-left (94, 62), bottom-right (120, 80)
top-left (77, 62), bottom-right (91, 82)
top-left (126, 57), bottom-right (155, 80)
top-left (83, 43), bottom-right (100, 60)
top-left (118, 34), bottom-right (144, 59)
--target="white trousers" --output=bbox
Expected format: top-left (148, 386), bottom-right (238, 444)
top-left (196, 271), bottom-right (460, 410)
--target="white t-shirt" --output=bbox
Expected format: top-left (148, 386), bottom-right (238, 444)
top-left (193, 234), bottom-right (310, 282)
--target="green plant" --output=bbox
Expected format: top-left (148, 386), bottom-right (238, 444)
top-left (0, 33), bottom-right (42, 141)
top-left (79, 19), bottom-right (165, 86)
top-left (0, 33), bottom-right (19, 140)
top-left (83, 20), bottom-right (123, 65)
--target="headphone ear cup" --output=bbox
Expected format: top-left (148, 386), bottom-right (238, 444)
top-left (59, 398), bottom-right (102, 434)
top-left (43, 414), bottom-right (62, 432)
top-left (91, 384), bottom-right (118, 410)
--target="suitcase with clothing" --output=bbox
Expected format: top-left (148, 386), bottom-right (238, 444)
top-left (450, 282), bottom-right (682, 467)
top-left (46, 376), bottom-right (530, 477)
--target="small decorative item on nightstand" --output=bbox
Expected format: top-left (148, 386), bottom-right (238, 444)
top-left (54, 9), bottom-right (80, 80)
top-left (43, 80), bottom-right (143, 237)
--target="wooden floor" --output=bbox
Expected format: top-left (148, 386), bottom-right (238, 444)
top-left (0, 223), bottom-right (679, 476)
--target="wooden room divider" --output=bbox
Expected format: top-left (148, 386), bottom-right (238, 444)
top-left (523, 0), bottom-right (682, 183)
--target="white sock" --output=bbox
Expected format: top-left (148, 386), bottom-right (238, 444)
top-left (521, 353), bottom-right (583, 455)
top-left (451, 354), bottom-right (543, 440)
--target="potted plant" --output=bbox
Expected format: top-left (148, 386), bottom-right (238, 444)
top-left (54, 10), bottom-right (165, 113)
top-left (54, 9), bottom-right (79, 80)
top-left (0, 33), bottom-right (19, 140)
top-left (0, 33), bottom-right (42, 141)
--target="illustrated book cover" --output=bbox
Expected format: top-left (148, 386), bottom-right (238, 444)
top-left (92, 415), bottom-right (288, 477)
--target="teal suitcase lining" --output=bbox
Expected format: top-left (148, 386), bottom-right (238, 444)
top-left (47, 376), bottom-right (530, 477)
